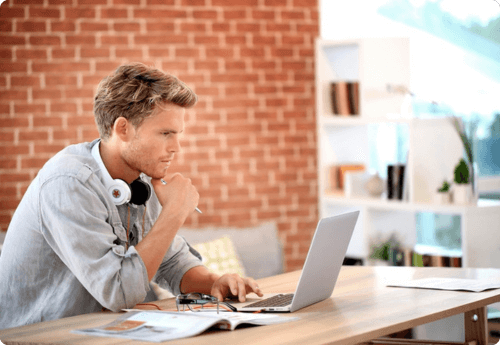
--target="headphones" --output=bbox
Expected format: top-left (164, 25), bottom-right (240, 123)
top-left (91, 141), bottom-right (151, 206)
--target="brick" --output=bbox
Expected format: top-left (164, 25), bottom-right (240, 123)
top-left (252, 9), bottom-right (275, 20)
top-left (33, 116), bottom-right (63, 127)
top-left (65, 35), bottom-right (96, 45)
top-left (0, 90), bottom-right (28, 101)
top-left (134, 35), bottom-right (188, 45)
top-left (16, 48), bottom-right (47, 60)
top-left (146, 0), bottom-right (176, 5)
top-left (112, 0), bottom-right (140, 4)
top-left (80, 22), bottom-right (109, 31)
top-left (45, 75), bottom-right (78, 87)
top-left (52, 48), bottom-right (76, 59)
top-left (77, 0), bottom-right (106, 4)
top-left (0, 7), bottom-right (25, 19)
top-left (212, 0), bottom-right (258, 5)
top-left (207, 47), bottom-right (236, 58)
top-left (65, 8), bottom-right (96, 19)
top-left (65, 88), bottom-right (94, 99)
top-left (115, 48), bottom-right (144, 59)
top-left (0, 132), bottom-right (15, 143)
top-left (223, 10), bottom-right (246, 19)
top-left (297, 24), bottom-right (318, 33)
top-left (14, 103), bottom-right (46, 114)
top-left (101, 8), bottom-right (128, 19)
top-left (32, 62), bottom-right (90, 73)
top-left (193, 10), bottom-right (217, 19)
top-left (0, 144), bottom-right (29, 155)
top-left (293, 0), bottom-right (317, 7)
top-left (0, 62), bottom-right (28, 73)
top-left (32, 89), bottom-right (62, 100)
top-left (193, 35), bottom-right (219, 45)
top-left (49, 0), bottom-right (75, 4)
top-left (0, 49), bottom-right (12, 59)
top-left (146, 22), bottom-right (176, 31)
top-left (225, 35), bottom-right (246, 45)
top-left (50, 102), bottom-right (78, 113)
top-left (21, 157), bottom-right (50, 169)
top-left (181, 0), bottom-right (206, 5)
top-left (240, 47), bottom-right (265, 57)
top-left (15, 0), bottom-right (44, 4)
top-left (264, 0), bottom-right (287, 5)
top-left (0, 117), bottom-right (29, 128)
top-left (16, 21), bottom-right (46, 32)
top-left (18, 130), bottom-right (49, 141)
top-left (34, 143), bottom-right (66, 154)
top-left (11, 76), bottom-right (41, 87)
top-left (52, 129), bottom-right (78, 140)
top-left (281, 10), bottom-right (305, 20)
top-left (29, 36), bottom-right (61, 46)
top-left (252, 35), bottom-right (276, 45)
top-left (0, 20), bottom-right (13, 32)
top-left (211, 23), bottom-right (230, 32)
top-left (101, 35), bottom-right (128, 45)
top-left (134, 9), bottom-right (188, 19)
top-left (28, 8), bottom-right (61, 19)
top-left (0, 35), bottom-right (26, 45)
top-left (81, 48), bottom-right (110, 58)
top-left (114, 23), bottom-right (140, 32)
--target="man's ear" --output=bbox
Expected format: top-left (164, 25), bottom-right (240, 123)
top-left (112, 117), bottom-right (134, 141)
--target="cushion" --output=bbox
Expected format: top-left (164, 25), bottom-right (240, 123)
top-left (191, 237), bottom-right (246, 277)
top-left (178, 222), bottom-right (283, 279)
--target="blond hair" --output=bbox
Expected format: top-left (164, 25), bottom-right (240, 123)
top-left (94, 63), bottom-right (197, 140)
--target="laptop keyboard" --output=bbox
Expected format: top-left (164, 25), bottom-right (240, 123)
top-left (242, 293), bottom-right (294, 308)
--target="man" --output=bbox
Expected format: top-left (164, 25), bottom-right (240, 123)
top-left (0, 63), bottom-right (262, 330)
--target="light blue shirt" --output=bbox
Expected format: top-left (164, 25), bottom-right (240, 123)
top-left (0, 139), bottom-right (202, 330)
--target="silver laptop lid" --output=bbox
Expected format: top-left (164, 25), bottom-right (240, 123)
top-left (289, 211), bottom-right (359, 312)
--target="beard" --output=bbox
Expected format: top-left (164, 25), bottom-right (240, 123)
top-left (121, 140), bottom-right (172, 179)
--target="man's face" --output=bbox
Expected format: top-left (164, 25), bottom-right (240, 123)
top-left (122, 103), bottom-right (185, 179)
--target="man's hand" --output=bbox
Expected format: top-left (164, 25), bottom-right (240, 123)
top-left (151, 173), bottom-right (199, 219)
top-left (210, 273), bottom-right (264, 302)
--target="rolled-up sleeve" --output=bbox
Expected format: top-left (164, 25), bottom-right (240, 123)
top-left (39, 174), bottom-right (150, 312)
top-left (154, 235), bottom-right (203, 295)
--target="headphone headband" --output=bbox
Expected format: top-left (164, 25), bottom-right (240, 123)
top-left (91, 141), bottom-right (132, 205)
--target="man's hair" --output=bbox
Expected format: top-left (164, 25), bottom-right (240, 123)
top-left (94, 62), bottom-right (198, 140)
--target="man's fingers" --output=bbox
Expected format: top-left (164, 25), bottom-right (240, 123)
top-left (237, 278), bottom-right (246, 302)
top-left (247, 279), bottom-right (263, 297)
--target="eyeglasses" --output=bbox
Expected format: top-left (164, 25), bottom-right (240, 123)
top-left (176, 292), bottom-right (236, 314)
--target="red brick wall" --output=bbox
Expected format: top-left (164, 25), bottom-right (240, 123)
top-left (0, 0), bottom-right (319, 272)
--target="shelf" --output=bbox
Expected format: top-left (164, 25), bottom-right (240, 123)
top-left (320, 115), bottom-right (413, 127)
top-left (323, 192), bottom-right (500, 213)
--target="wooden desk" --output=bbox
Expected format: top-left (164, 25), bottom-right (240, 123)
top-left (1, 266), bottom-right (500, 345)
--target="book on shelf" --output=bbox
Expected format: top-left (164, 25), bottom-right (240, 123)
top-left (327, 164), bottom-right (365, 191)
top-left (330, 81), bottom-right (359, 116)
top-left (378, 247), bottom-right (462, 268)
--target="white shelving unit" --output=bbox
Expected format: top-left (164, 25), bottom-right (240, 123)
top-left (315, 37), bottom-right (500, 269)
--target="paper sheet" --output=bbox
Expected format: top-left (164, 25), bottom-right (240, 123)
top-left (386, 277), bottom-right (500, 292)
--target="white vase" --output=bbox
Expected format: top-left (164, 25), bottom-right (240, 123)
top-left (453, 184), bottom-right (471, 204)
top-left (434, 192), bottom-right (451, 205)
top-left (365, 172), bottom-right (385, 197)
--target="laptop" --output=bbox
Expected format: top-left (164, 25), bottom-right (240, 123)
top-left (229, 210), bottom-right (360, 313)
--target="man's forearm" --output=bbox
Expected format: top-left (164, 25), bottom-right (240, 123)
top-left (135, 211), bottom-right (184, 281)
top-left (179, 266), bottom-right (220, 294)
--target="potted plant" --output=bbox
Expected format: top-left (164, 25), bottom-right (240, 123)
top-left (450, 116), bottom-right (478, 203)
top-left (453, 158), bottom-right (471, 204)
top-left (435, 180), bottom-right (451, 204)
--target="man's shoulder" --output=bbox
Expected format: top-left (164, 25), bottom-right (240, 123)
top-left (38, 140), bottom-right (98, 184)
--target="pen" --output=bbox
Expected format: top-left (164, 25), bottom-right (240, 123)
top-left (161, 179), bottom-right (202, 214)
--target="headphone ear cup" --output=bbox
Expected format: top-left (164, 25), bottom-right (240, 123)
top-left (129, 179), bottom-right (151, 205)
top-left (107, 179), bottom-right (132, 205)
